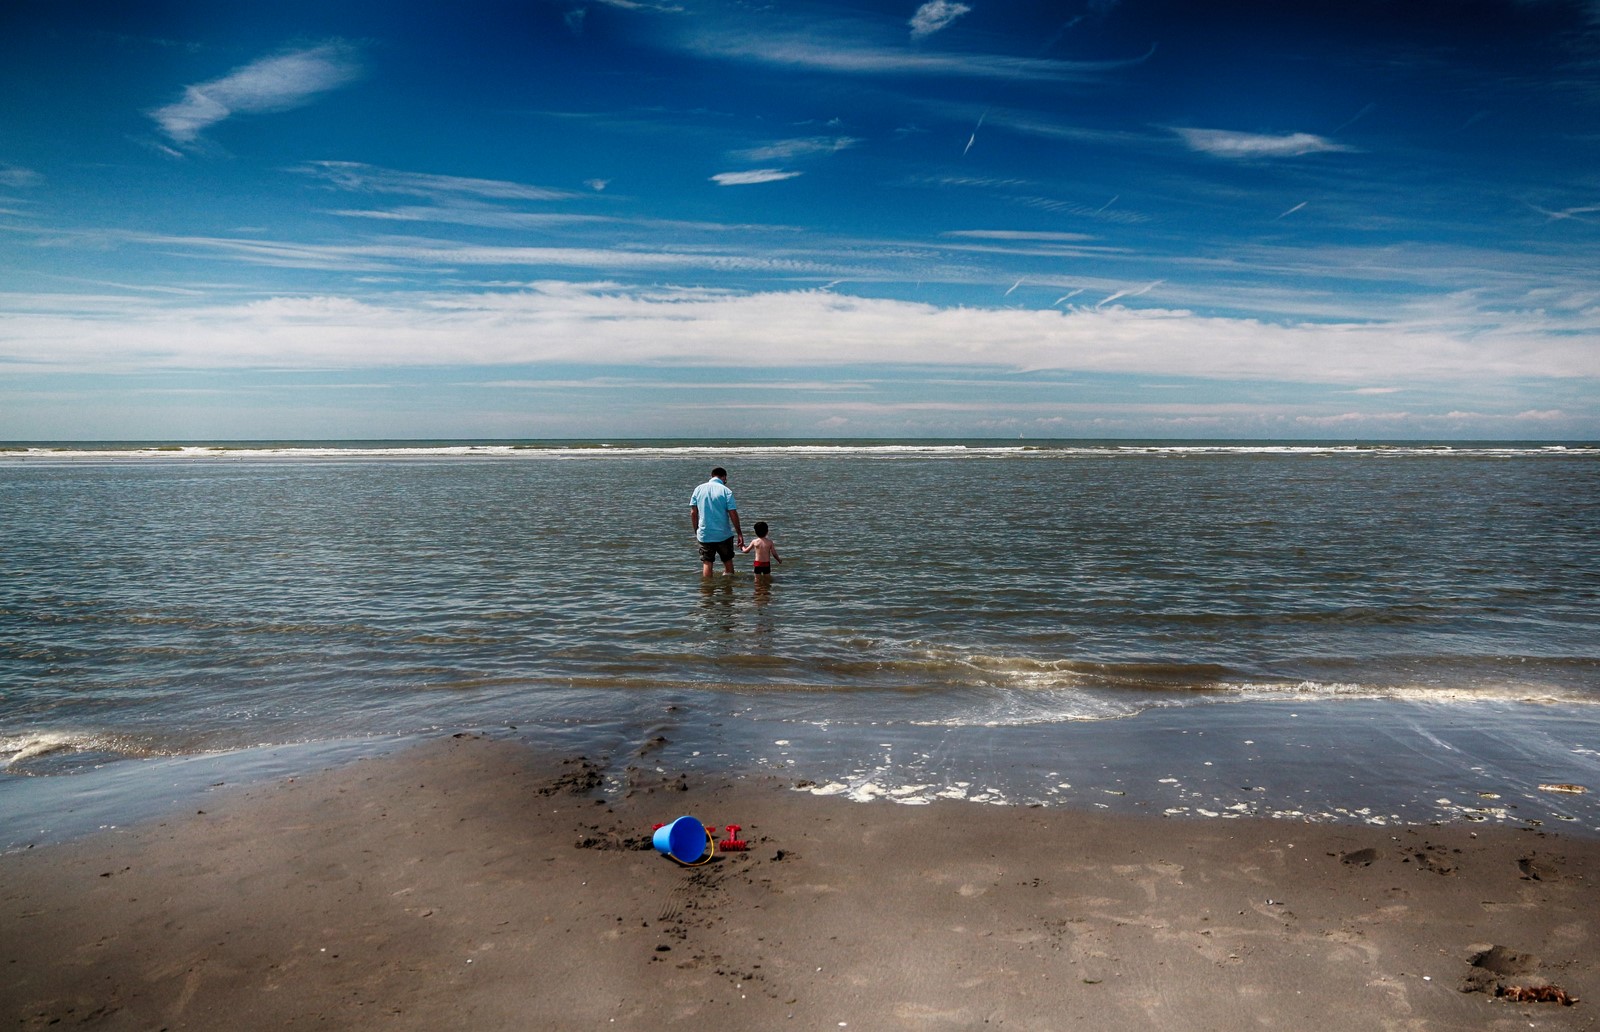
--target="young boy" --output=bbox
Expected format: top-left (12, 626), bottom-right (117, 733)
top-left (739, 521), bottom-right (782, 576)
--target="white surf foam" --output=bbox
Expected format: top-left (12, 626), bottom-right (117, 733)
top-left (4, 442), bottom-right (1592, 462)
top-left (0, 731), bottom-right (163, 771)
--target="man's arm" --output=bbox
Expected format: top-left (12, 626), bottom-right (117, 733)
top-left (690, 506), bottom-right (699, 534)
top-left (730, 509), bottom-right (743, 543)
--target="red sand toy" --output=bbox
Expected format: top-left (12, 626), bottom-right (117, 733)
top-left (650, 821), bottom-right (748, 852)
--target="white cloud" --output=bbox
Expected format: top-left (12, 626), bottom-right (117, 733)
top-left (710, 169), bottom-right (804, 186)
top-left (910, 1), bottom-right (971, 39)
top-left (922, 174), bottom-right (1032, 189)
top-left (475, 376), bottom-right (872, 391)
top-left (1291, 409), bottom-right (1571, 429)
top-left (0, 165), bottom-right (42, 189)
top-left (1533, 203), bottom-right (1600, 223)
top-left (681, 29), bottom-right (1154, 81)
top-left (591, 0), bottom-right (686, 10)
top-left (297, 161), bottom-right (574, 201)
top-left (730, 137), bottom-right (859, 162)
top-left (4, 285), bottom-right (1594, 388)
top-left (944, 230), bottom-right (1095, 242)
top-left (1174, 127), bottom-right (1353, 159)
top-left (149, 43), bottom-right (363, 144)
top-left (113, 230), bottom-right (851, 276)
top-left (325, 205), bottom-right (609, 230)
top-left (1009, 194), bottom-right (1151, 224)
top-left (956, 107), bottom-right (1158, 148)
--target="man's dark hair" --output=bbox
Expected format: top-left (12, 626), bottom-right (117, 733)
top-left (711, 466), bottom-right (727, 479)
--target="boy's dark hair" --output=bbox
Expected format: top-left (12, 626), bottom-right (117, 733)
top-left (711, 466), bottom-right (727, 479)
top-left (753, 521), bottom-right (769, 537)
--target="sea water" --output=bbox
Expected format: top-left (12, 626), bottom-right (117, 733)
top-left (3, 440), bottom-right (1598, 845)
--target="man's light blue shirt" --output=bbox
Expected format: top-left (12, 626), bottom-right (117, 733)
top-left (691, 477), bottom-right (737, 542)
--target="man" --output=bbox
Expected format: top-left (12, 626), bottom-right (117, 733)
top-left (690, 466), bottom-right (743, 577)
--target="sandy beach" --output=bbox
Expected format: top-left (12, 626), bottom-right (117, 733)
top-left (3, 734), bottom-right (1595, 1031)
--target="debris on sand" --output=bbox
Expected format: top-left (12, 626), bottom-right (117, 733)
top-left (1496, 984), bottom-right (1577, 1005)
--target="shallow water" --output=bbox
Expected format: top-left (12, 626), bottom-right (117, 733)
top-left (3, 440), bottom-right (1598, 843)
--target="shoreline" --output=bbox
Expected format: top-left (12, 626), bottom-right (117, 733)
top-left (3, 438), bottom-right (1595, 465)
top-left (4, 734), bottom-right (1596, 1030)
top-left (7, 695), bottom-right (1597, 855)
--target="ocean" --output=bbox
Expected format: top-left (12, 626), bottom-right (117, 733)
top-left (3, 440), bottom-right (1598, 846)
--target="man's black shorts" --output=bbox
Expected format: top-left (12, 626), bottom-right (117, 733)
top-left (698, 537), bottom-right (735, 564)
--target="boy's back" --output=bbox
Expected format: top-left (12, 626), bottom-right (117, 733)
top-left (741, 521), bottom-right (781, 570)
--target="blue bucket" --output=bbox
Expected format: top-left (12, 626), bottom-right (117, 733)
top-left (652, 815), bottom-right (711, 865)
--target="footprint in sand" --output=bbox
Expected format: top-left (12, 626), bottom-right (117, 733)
top-left (1517, 854), bottom-right (1555, 881)
top-left (1462, 943), bottom-right (1549, 996)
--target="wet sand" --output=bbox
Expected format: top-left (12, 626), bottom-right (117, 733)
top-left (3, 733), bottom-right (1595, 1030)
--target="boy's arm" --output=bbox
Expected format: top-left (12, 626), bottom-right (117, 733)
top-left (738, 539), bottom-right (754, 553)
top-left (772, 543), bottom-right (782, 563)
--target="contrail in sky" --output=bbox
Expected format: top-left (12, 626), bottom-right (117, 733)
top-left (1276, 201), bottom-right (1307, 219)
top-left (1004, 277), bottom-right (1024, 296)
top-left (1097, 279), bottom-right (1162, 308)
top-left (963, 108), bottom-right (989, 156)
top-left (1333, 102), bottom-right (1374, 134)
top-left (1038, 15), bottom-right (1084, 53)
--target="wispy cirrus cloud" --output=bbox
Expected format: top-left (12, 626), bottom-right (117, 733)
top-left (919, 174), bottom-right (1032, 189)
top-left (680, 29), bottom-right (1155, 81)
top-left (326, 204), bottom-right (611, 231)
top-left (589, 0), bottom-right (686, 11)
top-left (1530, 202), bottom-right (1600, 223)
top-left (149, 43), bottom-right (363, 144)
top-left (711, 169), bottom-right (804, 186)
top-left (476, 376), bottom-right (872, 391)
top-left (0, 164), bottom-right (43, 189)
top-left (1174, 127), bottom-right (1354, 159)
top-left (943, 229), bottom-right (1095, 242)
top-left (92, 229), bottom-right (855, 277)
top-left (324, 203), bottom-right (786, 237)
top-left (729, 137), bottom-right (859, 162)
top-left (296, 161), bottom-right (576, 201)
top-left (1009, 194), bottom-right (1151, 224)
top-left (909, 1), bottom-right (971, 40)
top-left (980, 109), bottom-right (1158, 148)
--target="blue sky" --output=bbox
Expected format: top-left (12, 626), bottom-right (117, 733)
top-left (1, 0), bottom-right (1596, 440)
